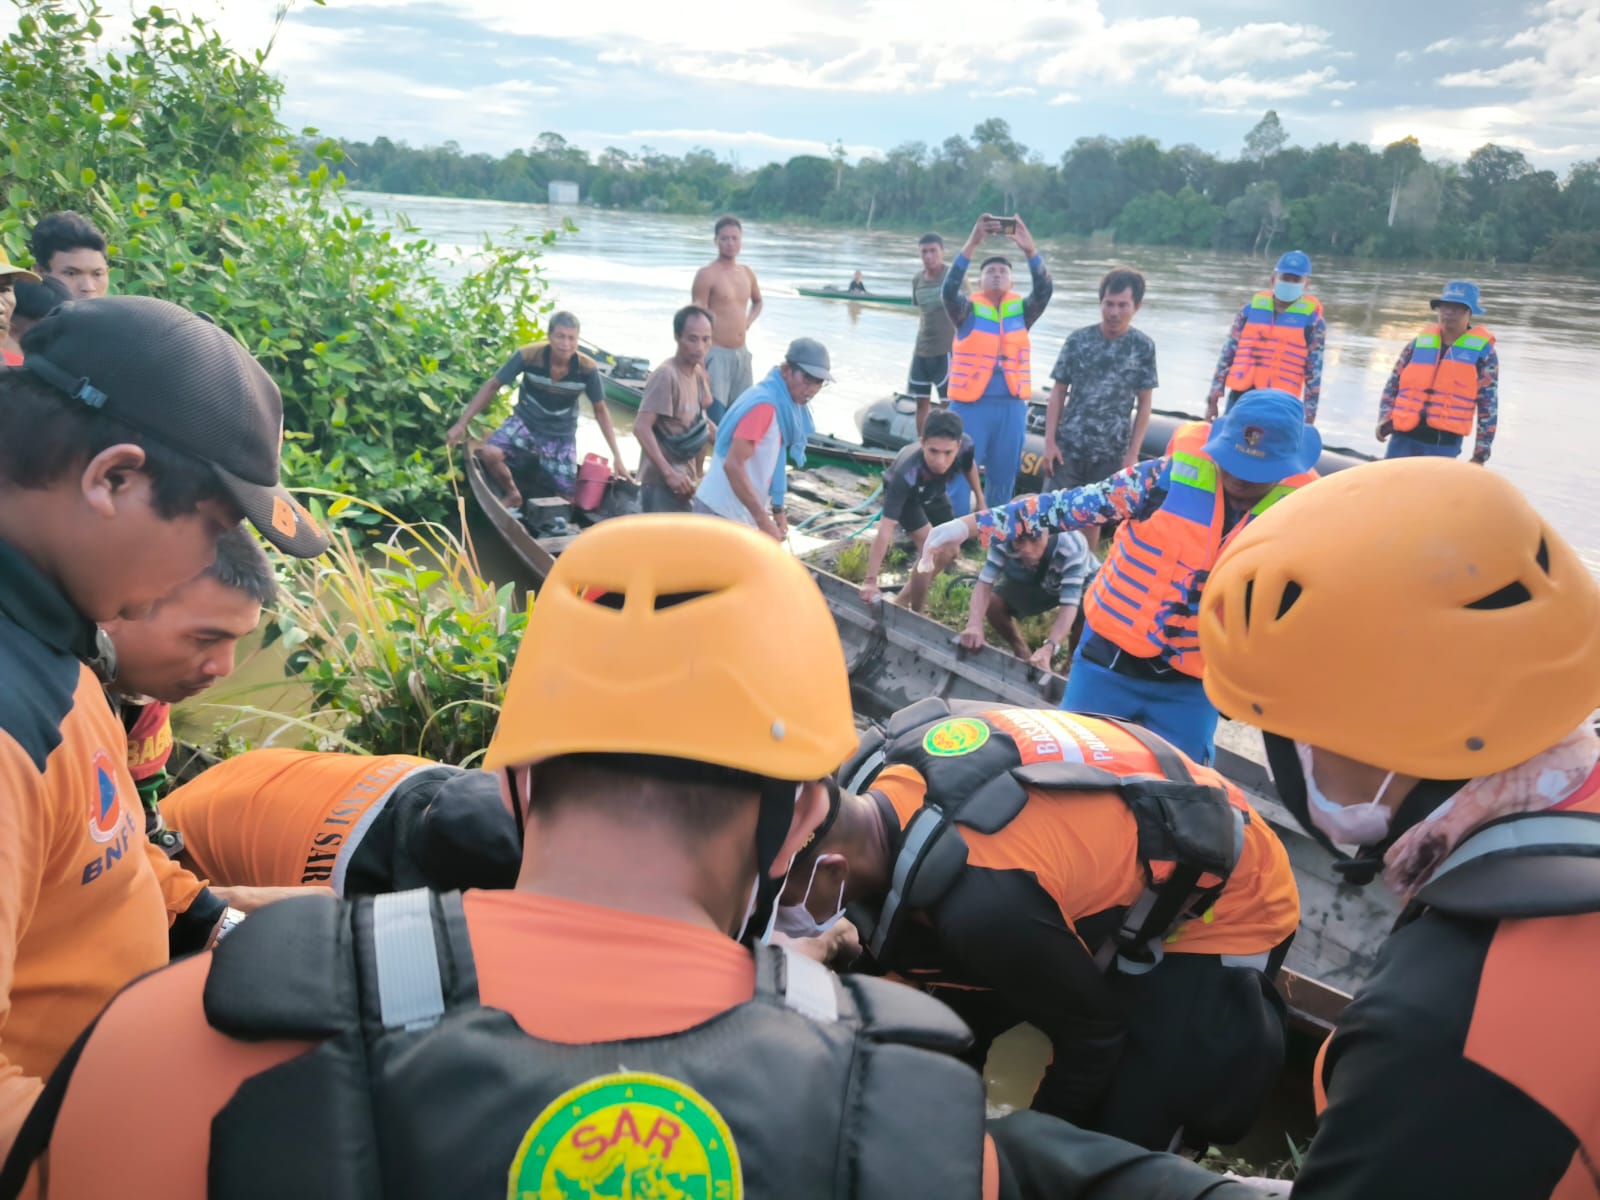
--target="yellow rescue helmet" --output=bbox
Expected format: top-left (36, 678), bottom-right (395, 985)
top-left (484, 515), bottom-right (857, 779)
top-left (1199, 459), bottom-right (1600, 779)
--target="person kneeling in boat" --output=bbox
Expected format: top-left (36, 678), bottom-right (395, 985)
top-left (789, 703), bottom-right (1300, 1153)
top-left (1197, 458), bottom-right (1600, 1200)
top-left (693, 337), bottom-right (831, 540)
top-left (157, 748), bottom-right (520, 896)
top-left (445, 310), bottom-right (633, 517)
top-left (99, 526), bottom-right (276, 855)
top-left (635, 304), bottom-right (716, 514)
top-left (916, 389), bottom-right (1321, 765)
top-left (10, 515), bottom-right (1142, 1200)
top-left (961, 526), bottom-right (1093, 673)
top-left (859, 409), bottom-right (985, 610)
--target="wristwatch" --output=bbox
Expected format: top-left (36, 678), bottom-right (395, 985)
top-left (1044, 638), bottom-right (1060, 653)
top-left (207, 906), bottom-right (247, 949)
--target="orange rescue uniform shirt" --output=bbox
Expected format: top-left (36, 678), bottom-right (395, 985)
top-left (161, 749), bottom-right (433, 888)
top-left (871, 750), bottom-right (1299, 958)
top-left (0, 664), bottom-right (207, 1153)
top-left (34, 891), bottom-right (1001, 1198)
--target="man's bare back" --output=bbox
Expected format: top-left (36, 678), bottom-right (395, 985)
top-left (692, 219), bottom-right (762, 349)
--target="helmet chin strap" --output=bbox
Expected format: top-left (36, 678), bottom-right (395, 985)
top-left (738, 780), bottom-right (801, 947)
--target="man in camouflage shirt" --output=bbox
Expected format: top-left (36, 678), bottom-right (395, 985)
top-left (1041, 267), bottom-right (1157, 549)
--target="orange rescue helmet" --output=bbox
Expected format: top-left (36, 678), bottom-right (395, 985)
top-left (1199, 458), bottom-right (1600, 780)
top-left (484, 514), bottom-right (857, 780)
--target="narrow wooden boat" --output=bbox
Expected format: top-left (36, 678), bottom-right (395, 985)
top-left (797, 284), bottom-right (918, 310)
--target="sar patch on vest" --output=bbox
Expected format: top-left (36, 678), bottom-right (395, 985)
top-left (507, 1070), bottom-right (742, 1200)
top-left (922, 717), bottom-right (990, 758)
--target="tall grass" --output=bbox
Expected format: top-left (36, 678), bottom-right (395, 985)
top-left (241, 492), bottom-right (528, 765)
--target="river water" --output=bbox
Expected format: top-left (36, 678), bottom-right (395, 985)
top-left (352, 190), bottom-right (1600, 575)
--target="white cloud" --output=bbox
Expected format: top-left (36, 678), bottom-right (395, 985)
top-left (1424, 37), bottom-right (1466, 54)
top-left (987, 86), bottom-right (1039, 99)
top-left (1440, 58), bottom-right (1549, 88)
top-left (1163, 67), bottom-right (1352, 109)
top-left (1395, 50), bottom-right (1415, 64)
top-left (1047, 92), bottom-right (1080, 106)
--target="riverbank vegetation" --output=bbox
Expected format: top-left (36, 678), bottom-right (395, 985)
top-left (0, 1), bottom-right (559, 527)
top-left (326, 115), bottom-right (1600, 266)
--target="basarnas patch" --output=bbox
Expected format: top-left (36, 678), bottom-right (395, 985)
top-left (508, 1071), bottom-right (742, 1200)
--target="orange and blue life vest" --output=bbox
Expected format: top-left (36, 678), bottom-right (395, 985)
top-left (1224, 292), bottom-right (1321, 396)
top-left (948, 291), bottom-right (1031, 402)
top-left (1082, 423), bottom-right (1314, 678)
top-left (1392, 325), bottom-right (1493, 437)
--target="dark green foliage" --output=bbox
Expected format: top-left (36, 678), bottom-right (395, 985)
top-left (326, 113), bottom-right (1600, 265)
top-left (0, 2), bottom-right (560, 527)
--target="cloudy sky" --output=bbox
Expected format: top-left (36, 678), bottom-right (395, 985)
top-left (26, 0), bottom-right (1600, 171)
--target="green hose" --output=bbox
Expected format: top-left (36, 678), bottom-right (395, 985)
top-left (794, 483), bottom-right (883, 531)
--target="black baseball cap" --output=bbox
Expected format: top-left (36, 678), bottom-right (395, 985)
top-left (19, 296), bottom-right (328, 557)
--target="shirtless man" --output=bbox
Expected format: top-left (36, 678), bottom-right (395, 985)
top-left (691, 214), bottom-right (763, 422)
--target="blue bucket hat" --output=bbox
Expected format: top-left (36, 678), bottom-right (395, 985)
top-left (1275, 250), bottom-right (1312, 276)
top-left (1429, 280), bottom-right (1484, 315)
top-left (1203, 389), bottom-right (1323, 484)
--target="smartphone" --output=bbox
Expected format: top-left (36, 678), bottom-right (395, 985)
top-left (995, 216), bottom-right (1018, 235)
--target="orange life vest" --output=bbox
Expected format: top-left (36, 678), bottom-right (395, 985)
top-left (1224, 292), bottom-right (1321, 396)
top-left (947, 291), bottom-right (1031, 402)
top-left (1391, 325), bottom-right (1493, 437)
top-left (1082, 422), bottom-right (1315, 678)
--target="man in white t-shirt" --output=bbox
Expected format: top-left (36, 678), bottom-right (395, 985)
top-left (693, 337), bottom-right (831, 540)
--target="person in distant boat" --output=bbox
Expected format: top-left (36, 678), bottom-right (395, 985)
top-left (847, 270), bottom-right (868, 295)
top-left (0, 247), bottom-right (41, 366)
top-left (859, 409), bottom-right (984, 610)
top-left (1041, 267), bottom-right (1158, 552)
top-left (961, 526), bottom-right (1093, 672)
top-left (100, 527), bottom-right (275, 853)
top-left (916, 390), bottom-right (1321, 765)
top-left (943, 213), bottom-right (1054, 513)
top-left (1199, 458), bottom-right (1600, 1200)
top-left (160, 749), bottom-right (520, 896)
top-left (908, 232), bottom-right (956, 434)
top-left (1205, 249), bottom-right (1324, 423)
top-left (790, 703), bottom-right (1300, 1153)
top-left (691, 214), bottom-right (763, 423)
top-left (29, 210), bottom-right (111, 300)
top-left (635, 304), bottom-right (716, 514)
top-left (446, 310), bottom-right (633, 510)
top-left (1376, 280), bottom-right (1498, 464)
top-left (3, 275), bottom-right (70, 361)
top-left (694, 337), bottom-right (832, 540)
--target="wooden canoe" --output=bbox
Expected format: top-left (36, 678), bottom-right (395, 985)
top-left (797, 285), bottom-right (918, 311)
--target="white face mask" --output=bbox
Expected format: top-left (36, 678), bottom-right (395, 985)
top-left (772, 855), bottom-right (846, 941)
top-left (1296, 741), bottom-right (1396, 847)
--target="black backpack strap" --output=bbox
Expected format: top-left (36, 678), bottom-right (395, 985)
top-left (1416, 812), bottom-right (1600, 920)
top-left (839, 724), bottom-right (890, 794)
top-left (206, 890), bottom-right (477, 1200)
top-left (867, 806), bottom-right (970, 961)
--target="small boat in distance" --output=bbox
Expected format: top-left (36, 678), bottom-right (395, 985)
top-left (797, 285), bottom-right (917, 311)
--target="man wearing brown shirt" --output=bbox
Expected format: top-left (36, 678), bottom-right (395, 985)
top-left (635, 305), bottom-right (716, 513)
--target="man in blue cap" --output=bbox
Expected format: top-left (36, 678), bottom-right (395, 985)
top-left (1206, 250), bottom-right (1325, 425)
top-left (1378, 280), bottom-right (1498, 464)
top-left (916, 389), bottom-right (1321, 762)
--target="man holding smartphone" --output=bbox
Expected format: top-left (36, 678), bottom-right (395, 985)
top-left (942, 213), bottom-right (1053, 513)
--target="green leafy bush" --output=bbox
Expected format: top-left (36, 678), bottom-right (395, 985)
top-left (252, 497), bottom-right (527, 764)
top-left (0, 1), bottom-right (557, 525)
